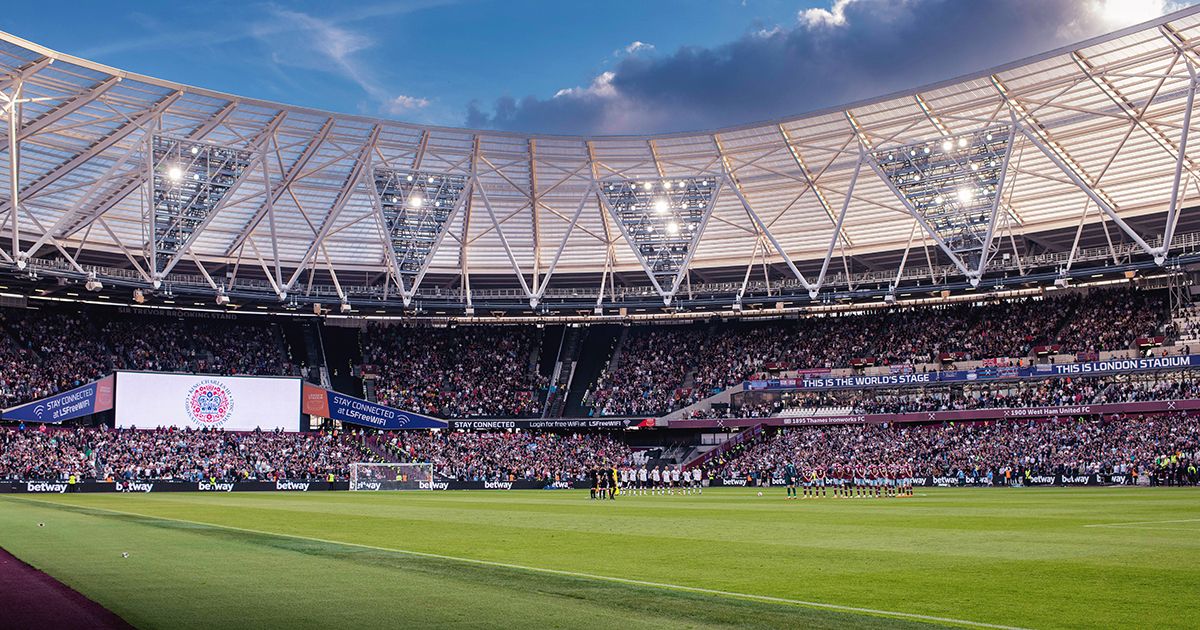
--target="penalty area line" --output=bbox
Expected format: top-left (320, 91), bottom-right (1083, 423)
top-left (7, 497), bottom-right (1027, 630)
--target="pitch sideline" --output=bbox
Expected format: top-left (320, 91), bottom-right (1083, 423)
top-left (4, 496), bottom-right (1029, 630)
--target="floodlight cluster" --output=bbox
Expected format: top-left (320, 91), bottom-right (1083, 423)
top-left (152, 136), bottom-right (251, 272)
top-left (872, 127), bottom-right (1011, 255)
top-left (374, 168), bottom-right (468, 281)
top-left (601, 177), bottom-right (717, 285)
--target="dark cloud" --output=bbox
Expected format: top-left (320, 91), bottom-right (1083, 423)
top-left (465, 0), bottom-right (1188, 135)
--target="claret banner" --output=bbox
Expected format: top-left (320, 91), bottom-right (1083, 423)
top-left (745, 354), bottom-right (1200, 391)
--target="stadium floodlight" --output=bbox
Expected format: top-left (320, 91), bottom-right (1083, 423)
top-left (132, 289), bottom-right (145, 304)
top-left (151, 136), bottom-right (251, 277)
top-left (84, 273), bottom-right (102, 292)
top-left (340, 301), bottom-right (352, 313)
top-left (600, 176), bottom-right (718, 298)
top-left (871, 126), bottom-right (1012, 272)
top-left (373, 167), bottom-right (468, 298)
top-left (214, 289), bottom-right (230, 306)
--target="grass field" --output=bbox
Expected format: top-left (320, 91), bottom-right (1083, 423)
top-left (0, 488), bottom-right (1198, 629)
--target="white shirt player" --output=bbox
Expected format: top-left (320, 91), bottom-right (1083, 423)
top-left (671, 468), bottom-right (681, 482)
top-left (638, 467), bottom-right (648, 482)
top-left (651, 468), bottom-right (661, 482)
top-left (621, 468), bottom-right (631, 483)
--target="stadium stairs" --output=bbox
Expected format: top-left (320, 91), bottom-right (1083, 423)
top-left (321, 323), bottom-right (365, 398)
top-left (562, 324), bottom-right (621, 417)
top-left (542, 325), bottom-right (581, 418)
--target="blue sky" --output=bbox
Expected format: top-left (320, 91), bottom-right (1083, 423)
top-left (0, 1), bottom-right (1191, 134)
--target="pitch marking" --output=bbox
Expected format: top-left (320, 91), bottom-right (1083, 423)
top-left (1083, 518), bottom-right (1200, 528)
top-left (6, 496), bottom-right (1029, 630)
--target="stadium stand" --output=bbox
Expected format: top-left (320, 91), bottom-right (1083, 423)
top-left (587, 288), bottom-right (1172, 416)
top-left (362, 324), bottom-right (548, 418)
top-left (703, 413), bottom-right (1200, 483)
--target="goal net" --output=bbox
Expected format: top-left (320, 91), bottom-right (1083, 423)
top-left (349, 462), bottom-right (435, 491)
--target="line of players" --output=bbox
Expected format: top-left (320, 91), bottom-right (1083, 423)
top-left (782, 462), bottom-right (915, 499)
top-left (589, 465), bottom-right (703, 499)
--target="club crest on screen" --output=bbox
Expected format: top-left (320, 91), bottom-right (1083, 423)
top-left (185, 380), bottom-right (234, 427)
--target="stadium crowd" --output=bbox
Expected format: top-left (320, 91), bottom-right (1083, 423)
top-left (703, 370), bottom-right (1200, 417)
top-left (0, 308), bottom-right (294, 409)
top-left (363, 324), bottom-right (548, 418)
top-left (0, 424), bottom-right (629, 484)
top-left (381, 430), bottom-right (631, 482)
top-left (0, 426), bottom-right (376, 482)
top-left (703, 413), bottom-right (1200, 484)
top-left (587, 288), bottom-right (1171, 416)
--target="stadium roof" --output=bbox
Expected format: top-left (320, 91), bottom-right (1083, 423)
top-left (3, 7), bottom-right (1200, 313)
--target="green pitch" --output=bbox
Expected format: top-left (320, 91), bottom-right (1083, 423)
top-left (1, 488), bottom-right (1198, 629)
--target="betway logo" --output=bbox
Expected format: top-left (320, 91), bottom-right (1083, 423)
top-left (720, 478), bottom-right (748, 486)
top-left (25, 482), bottom-right (67, 493)
top-left (1029, 475), bottom-right (1056, 485)
top-left (910, 477), bottom-right (930, 486)
top-left (484, 481), bottom-right (513, 490)
top-left (933, 477), bottom-right (958, 487)
top-left (353, 482), bottom-right (382, 491)
top-left (116, 482), bottom-right (154, 493)
top-left (544, 481), bottom-right (572, 489)
top-left (419, 481), bottom-right (449, 490)
top-left (197, 482), bottom-right (234, 492)
top-left (274, 481), bottom-right (310, 491)
top-left (1061, 475), bottom-right (1090, 485)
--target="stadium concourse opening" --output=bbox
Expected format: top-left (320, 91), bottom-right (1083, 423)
top-left (2, 4), bottom-right (1200, 628)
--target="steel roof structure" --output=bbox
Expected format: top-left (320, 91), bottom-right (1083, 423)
top-left (4, 8), bottom-right (1200, 315)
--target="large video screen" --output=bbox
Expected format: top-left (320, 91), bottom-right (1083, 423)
top-left (114, 372), bottom-right (301, 431)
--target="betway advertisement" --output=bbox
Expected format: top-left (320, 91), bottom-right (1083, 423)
top-left (114, 372), bottom-right (301, 431)
top-left (2, 375), bottom-right (114, 423)
top-left (302, 383), bottom-right (446, 430)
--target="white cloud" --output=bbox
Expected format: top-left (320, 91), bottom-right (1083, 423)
top-left (624, 41), bottom-right (655, 54)
top-left (799, 0), bottom-right (858, 29)
top-left (386, 94), bottom-right (432, 112)
top-left (554, 71), bottom-right (618, 99)
top-left (256, 7), bottom-right (430, 118)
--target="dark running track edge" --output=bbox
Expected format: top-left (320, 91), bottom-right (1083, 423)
top-left (0, 546), bottom-right (133, 630)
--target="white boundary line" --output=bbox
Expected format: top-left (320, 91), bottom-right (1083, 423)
top-left (3, 496), bottom-right (1030, 630)
top-left (1083, 518), bottom-right (1200, 528)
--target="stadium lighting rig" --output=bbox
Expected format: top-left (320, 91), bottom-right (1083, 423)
top-left (151, 136), bottom-right (251, 280)
top-left (871, 126), bottom-right (1013, 281)
top-left (372, 168), bottom-right (469, 305)
top-left (83, 272), bottom-right (102, 292)
top-left (600, 177), bottom-right (719, 303)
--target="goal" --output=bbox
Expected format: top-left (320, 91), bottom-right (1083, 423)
top-left (349, 462), bottom-right (436, 491)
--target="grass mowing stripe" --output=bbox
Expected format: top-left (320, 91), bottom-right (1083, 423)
top-left (6, 496), bottom-right (1027, 630)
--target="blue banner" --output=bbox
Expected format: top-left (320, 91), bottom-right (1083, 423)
top-left (745, 354), bottom-right (1200, 391)
top-left (302, 383), bottom-right (446, 429)
top-left (2, 375), bottom-right (114, 423)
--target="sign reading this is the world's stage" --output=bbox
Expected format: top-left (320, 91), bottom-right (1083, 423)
top-left (745, 354), bottom-right (1200, 391)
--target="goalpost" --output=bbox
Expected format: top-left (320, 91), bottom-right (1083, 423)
top-left (349, 462), bottom-right (436, 491)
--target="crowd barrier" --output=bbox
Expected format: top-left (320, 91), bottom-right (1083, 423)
top-left (707, 474), bottom-right (1144, 487)
top-left (0, 479), bottom-right (591, 493)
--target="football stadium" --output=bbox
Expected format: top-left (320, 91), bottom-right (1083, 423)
top-left (1, 2), bottom-right (1200, 628)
